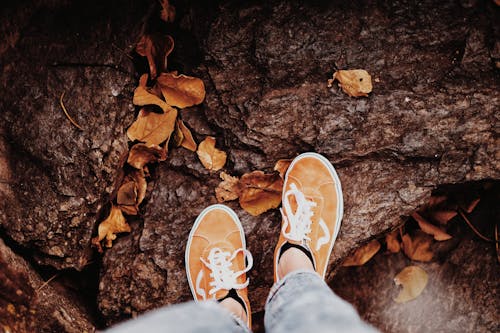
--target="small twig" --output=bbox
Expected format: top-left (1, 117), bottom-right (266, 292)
top-left (36, 273), bottom-right (59, 292)
top-left (458, 208), bottom-right (495, 242)
top-left (59, 92), bottom-right (83, 130)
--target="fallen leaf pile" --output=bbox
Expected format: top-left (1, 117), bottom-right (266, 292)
top-left (92, 1), bottom-right (216, 251)
top-left (341, 191), bottom-right (488, 303)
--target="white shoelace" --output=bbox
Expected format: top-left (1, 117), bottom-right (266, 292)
top-left (196, 247), bottom-right (253, 300)
top-left (281, 183), bottom-right (330, 251)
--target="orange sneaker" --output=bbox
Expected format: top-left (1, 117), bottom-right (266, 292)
top-left (185, 204), bottom-right (253, 328)
top-left (273, 152), bottom-right (343, 282)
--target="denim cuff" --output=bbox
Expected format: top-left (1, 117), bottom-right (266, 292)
top-left (202, 300), bottom-right (251, 333)
top-left (265, 270), bottom-right (322, 308)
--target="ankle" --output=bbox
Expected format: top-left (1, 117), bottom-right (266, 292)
top-left (278, 247), bottom-right (314, 278)
top-left (220, 297), bottom-right (247, 323)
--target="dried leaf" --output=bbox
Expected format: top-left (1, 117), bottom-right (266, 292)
top-left (239, 171), bottom-right (283, 216)
top-left (160, 0), bottom-right (176, 22)
top-left (330, 69), bottom-right (373, 97)
top-left (394, 266), bottom-right (428, 303)
top-left (133, 75), bottom-right (172, 112)
top-left (429, 209), bottom-right (457, 225)
top-left (91, 206), bottom-right (131, 252)
top-left (215, 172), bottom-right (240, 202)
top-left (130, 169), bottom-right (147, 205)
top-left (342, 239), bottom-right (381, 266)
top-left (462, 197), bottom-right (480, 213)
top-left (412, 212), bottom-right (452, 241)
top-left (127, 143), bottom-right (166, 169)
top-left (428, 195), bottom-right (447, 208)
top-left (117, 181), bottom-right (137, 206)
top-left (178, 119), bottom-right (197, 151)
top-left (401, 231), bottom-right (434, 262)
top-left (274, 159), bottom-right (292, 179)
top-left (127, 107), bottom-right (178, 145)
top-left (386, 229), bottom-right (401, 253)
top-left (117, 169), bottom-right (147, 215)
top-left (172, 120), bottom-right (184, 147)
top-left (197, 137), bottom-right (227, 171)
top-left (157, 72), bottom-right (206, 108)
top-left (136, 34), bottom-right (174, 79)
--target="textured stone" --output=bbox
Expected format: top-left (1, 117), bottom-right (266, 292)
top-left (0, 238), bottom-right (94, 332)
top-left (0, 0), bottom-right (498, 329)
top-left (0, 0), bottom-right (146, 269)
top-left (98, 0), bottom-right (498, 323)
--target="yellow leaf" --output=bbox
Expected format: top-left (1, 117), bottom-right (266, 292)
top-left (330, 69), bottom-right (373, 97)
top-left (127, 107), bottom-right (178, 145)
top-left (239, 171), bottom-right (283, 216)
top-left (394, 266), bottom-right (428, 303)
top-left (91, 206), bottom-right (131, 252)
top-left (342, 239), bottom-right (381, 266)
top-left (401, 231), bottom-right (434, 262)
top-left (197, 137), bottom-right (227, 171)
top-left (133, 74), bottom-right (171, 112)
top-left (215, 172), bottom-right (240, 202)
top-left (412, 211), bottom-right (452, 241)
top-left (157, 72), bottom-right (206, 108)
top-left (178, 119), bottom-right (197, 151)
top-left (127, 143), bottom-right (167, 169)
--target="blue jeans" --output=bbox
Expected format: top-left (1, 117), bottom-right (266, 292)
top-left (106, 270), bottom-right (378, 333)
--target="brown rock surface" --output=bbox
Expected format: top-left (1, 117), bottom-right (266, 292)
top-left (0, 238), bottom-right (94, 332)
top-left (98, 0), bottom-right (499, 324)
top-left (0, 0), bottom-right (498, 330)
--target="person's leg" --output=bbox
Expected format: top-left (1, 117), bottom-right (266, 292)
top-left (265, 152), bottom-right (378, 333)
top-left (105, 300), bottom-right (249, 333)
top-left (105, 204), bottom-right (253, 333)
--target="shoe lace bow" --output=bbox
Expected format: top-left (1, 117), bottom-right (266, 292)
top-left (281, 183), bottom-right (330, 251)
top-left (196, 247), bottom-right (252, 300)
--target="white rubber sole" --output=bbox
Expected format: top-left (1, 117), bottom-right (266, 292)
top-left (276, 152), bottom-right (344, 279)
top-left (185, 204), bottom-right (246, 302)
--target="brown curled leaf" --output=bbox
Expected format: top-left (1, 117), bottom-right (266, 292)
top-left (133, 74), bottom-right (171, 112)
top-left (215, 172), bottom-right (240, 203)
top-left (428, 209), bottom-right (457, 225)
top-left (342, 239), bottom-right (381, 266)
top-left (127, 143), bottom-right (167, 170)
top-left (117, 169), bottom-right (147, 215)
top-left (91, 206), bottom-right (131, 252)
top-left (136, 34), bottom-right (174, 79)
top-left (197, 137), bottom-right (227, 171)
top-left (386, 229), bottom-right (401, 253)
top-left (401, 230), bottom-right (434, 262)
top-left (172, 120), bottom-right (184, 147)
top-left (157, 72), bottom-right (206, 108)
top-left (330, 69), bottom-right (373, 97)
top-left (274, 159), bottom-right (292, 179)
top-left (394, 266), bottom-right (428, 303)
top-left (412, 211), bottom-right (452, 241)
top-left (239, 171), bottom-right (283, 216)
top-left (178, 119), bottom-right (197, 151)
top-left (127, 107), bottom-right (178, 145)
